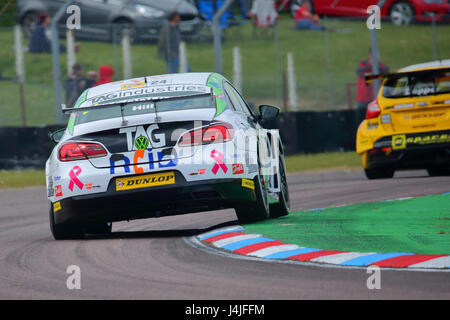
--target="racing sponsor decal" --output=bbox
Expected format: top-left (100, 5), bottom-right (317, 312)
top-left (135, 135), bottom-right (150, 150)
top-left (119, 125), bottom-right (166, 151)
top-left (115, 172), bottom-right (175, 191)
top-left (409, 111), bottom-right (445, 120)
top-left (242, 179), bottom-right (255, 190)
top-left (53, 201), bottom-right (61, 212)
top-left (121, 82), bottom-right (145, 90)
top-left (131, 103), bottom-right (153, 112)
top-left (47, 176), bottom-right (54, 197)
top-left (387, 131), bottom-right (450, 150)
top-left (189, 169), bottom-right (206, 176)
top-left (211, 150), bottom-right (228, 175)
top-left (207, 73), bottom-right (226, 116)
top-left (68, 166), bottom-right (84, 191)
top-left (54, 185), bottom-right (63, 197)
top-left (232, 163), bottom-right (244, 175)
top-left (405, 133), bottom-right (450, 145)
top-left (89, 85), bottom-right (210, 105)
top-left (109, 150), bottom-right (178, 175)
top-left (392, 134), bottom-right (406, 150)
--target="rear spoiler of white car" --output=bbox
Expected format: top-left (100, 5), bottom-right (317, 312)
top-left (61, 92), bottom-right (213, 114)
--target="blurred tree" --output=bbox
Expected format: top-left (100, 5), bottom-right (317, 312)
top-left (0, 0), bottom-right (16, 27)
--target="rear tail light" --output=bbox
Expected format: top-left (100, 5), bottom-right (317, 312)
top-left (369, 147), bottom-right (392, 155)
top-left (59, 142), bottom-right (107, 162)
top-left (365, 100), bottom-right (381, 120)
top-left (178, 123), bottom-right (234, 147)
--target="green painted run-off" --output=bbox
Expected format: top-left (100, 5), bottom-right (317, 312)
top-left (245, 194), bottom-right (450, 255)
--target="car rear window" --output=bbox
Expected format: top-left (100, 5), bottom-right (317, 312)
top-left (382, 69), bottom-right (450, 98)
top-left (74, 94), bottom-right (215, 126)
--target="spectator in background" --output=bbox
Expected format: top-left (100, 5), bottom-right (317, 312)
top-left (356, 50), bottom-right (389, 110)
top-left (93, 65), bottom-right (115, 86)
top-left (28, 13), bottom-right (66, 53)
top-left (248, 0), bottom-right (278, 27)
top-left (294, 1), bottom-right (325, 31)
top-left (87, 70), bottom-right (98, 88)
top-left (157, 12), bottom-right (191, 73)
top-left (65, 63), bottom-right (89, 108)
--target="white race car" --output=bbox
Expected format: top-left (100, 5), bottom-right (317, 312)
top-left (46, 72), bottom-right (289, 239)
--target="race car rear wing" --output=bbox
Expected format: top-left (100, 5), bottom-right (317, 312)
top-left (61, 92), bottom-right (213, 114)
top-left (364, 67), bottom-right (450, 84)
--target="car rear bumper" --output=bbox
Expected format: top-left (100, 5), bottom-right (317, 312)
top-left (366, 129), bottom-right (450, 170)
top-left (52, 171), bottom-right (256, 225)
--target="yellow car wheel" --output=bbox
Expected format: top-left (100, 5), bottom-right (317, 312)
top-left (364, 168), bottom-right (394, 180)
top-left (427, 167), bottom-right (450, 177)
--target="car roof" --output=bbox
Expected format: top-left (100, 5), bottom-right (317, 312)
top-left (398, 60), bottom-right (450, 72)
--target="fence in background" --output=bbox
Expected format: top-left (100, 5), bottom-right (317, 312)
top-left (0, 14), bottom-right (449, 127)
top-left (0, 109), bottom-right (365, 169)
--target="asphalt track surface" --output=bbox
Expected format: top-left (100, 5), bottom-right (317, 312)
top-left (0, 169), bottom-right (449, 300)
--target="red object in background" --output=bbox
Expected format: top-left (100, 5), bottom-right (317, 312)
top-left (94, 65), bottom-right (115, 87)
top-left (316, 0), bottom-right (449, 23)
top-left (280, 0), bottom-right (450, 23)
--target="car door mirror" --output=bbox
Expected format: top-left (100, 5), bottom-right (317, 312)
top-left (49, 128), bottom-right (65, 144)
top-left (259, 105), bottom-right (280, 121)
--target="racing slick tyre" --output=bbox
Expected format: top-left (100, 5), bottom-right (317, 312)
top-left (364, 168), bottom-right (395, 180)
top-left (427, 166), bottom-right (450, 177)
top-left (49, 204), bottom-right (84, 240)
top-left (235, 172), bottom-right (270, 224)
top-left (269, 156), bottom-right (290, 218)
top-left (85, 222), bottom-right (112, 235)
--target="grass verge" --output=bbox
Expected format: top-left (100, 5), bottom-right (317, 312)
top-left (0, 170), bottom-right (45, 189)
top-left (244, 194), bottom-right (450, 255)
top-left (285, 151), bottom-right (361, 173)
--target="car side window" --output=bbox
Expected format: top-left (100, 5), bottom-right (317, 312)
top-left (224, 82), bottom-right (253, 115)
top-left (223, 82), bottom-right (244, 113)
top-left (223, 88), bottom-right (237, 112)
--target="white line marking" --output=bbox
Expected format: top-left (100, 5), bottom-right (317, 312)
top-left (248, 244), bottom-right (301, 258)
top-left (408, 256), bottom-right (450, 269)
top-left (198, 226), bottom-right (243, 239)
top-left (213, 234), bottom-right (262, 248)
top-left (311, 252), bottom-right (376, 264)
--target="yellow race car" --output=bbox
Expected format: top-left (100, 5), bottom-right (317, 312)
top-left (356, 60), bottom-right (450, 179)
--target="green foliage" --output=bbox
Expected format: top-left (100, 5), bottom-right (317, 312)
top-left (0, 0), bottom-right (16, 27)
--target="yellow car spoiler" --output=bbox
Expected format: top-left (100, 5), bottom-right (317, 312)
top-left (364, 67), bottom-right (450, 84)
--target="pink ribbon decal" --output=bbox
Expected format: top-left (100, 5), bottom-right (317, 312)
top-left (211, 150), bottom-right (228, 175)
top-left (68, 165), bottom-right (84, 191)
